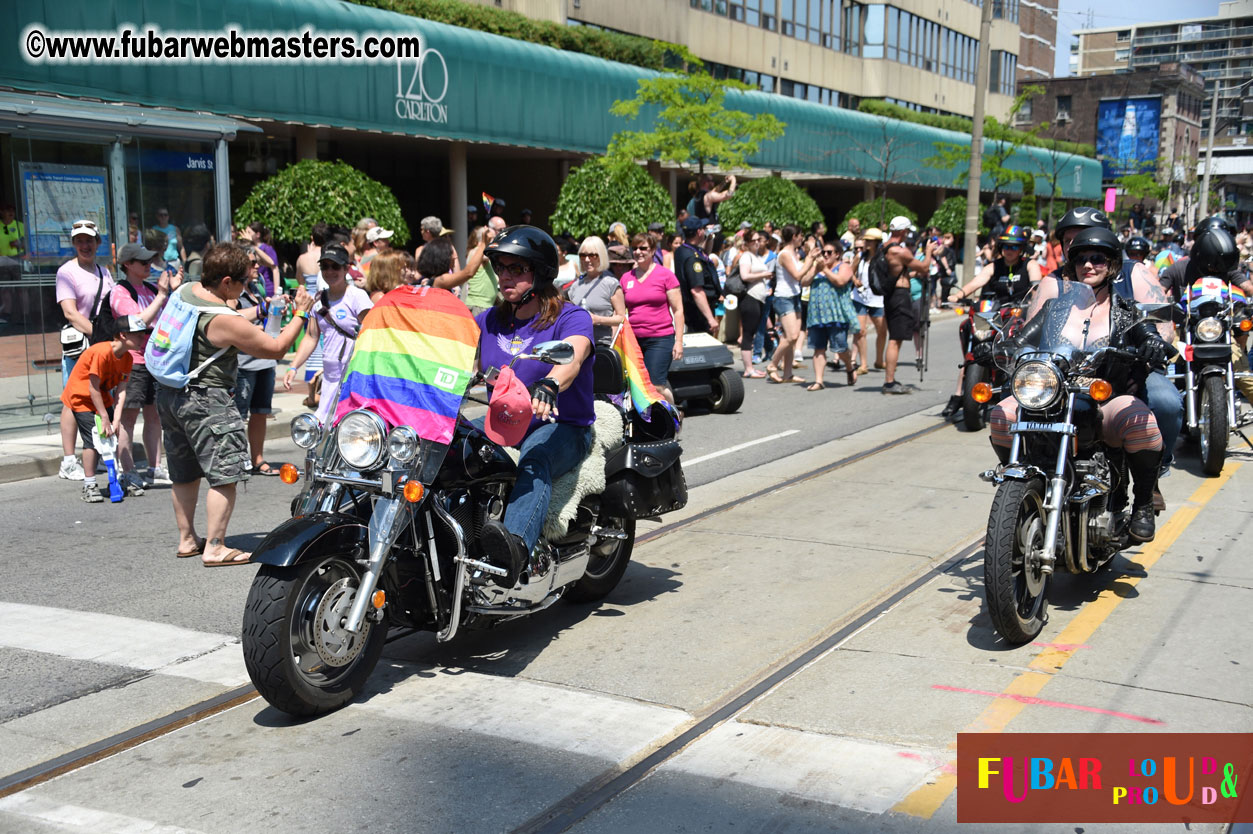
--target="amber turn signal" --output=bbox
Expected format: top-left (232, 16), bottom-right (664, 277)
top-left (402, 480), bottom-right (425, 503)
top-left (1088, 379), bottom-right (1113, 402)
top-left (1240, 319), bottom-right (1252, 332)
top-left (279, 463), bottom-right (300, 484)
top-left (971, 382), bottom-right (993, 403)
top-left (371, 590), bottom-right (386, 609)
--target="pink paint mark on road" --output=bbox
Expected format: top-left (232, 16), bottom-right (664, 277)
top-left (897, 752), bottom-right (924, 761)
top-left (931, 684), bottom-right (1165, 725)
top-left (1031, 642), bottom-right (1091, 651)
top-left (941, 762), bottom-right (957, 774)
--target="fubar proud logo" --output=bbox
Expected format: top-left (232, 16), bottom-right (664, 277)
top-left (395, 46), bottom-right (448, 125)
top-left (957, 733), bottom-right (1253, 824)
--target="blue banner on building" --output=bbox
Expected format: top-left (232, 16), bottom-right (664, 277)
top-left (1096, 98), bottom-right (1162, 180)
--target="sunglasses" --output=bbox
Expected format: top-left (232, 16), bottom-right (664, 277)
top-left (319, 261), bottom-right (346, 270)
top-left (579, 252), bottom-right (599, 259)
top-left (632, 246), bottom-right (652, 252)
top-left (496, 262), bottom-right (533, 278)
top-left (1001, 244), bottom-right (1022, 252)
top-left (1073, 252), bottom-right (1109, 266)
top-left (822, 249), bottom-right (837, 255)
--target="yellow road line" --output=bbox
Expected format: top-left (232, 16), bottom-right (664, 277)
top-left (891, 463), bottom-right (1241, 819)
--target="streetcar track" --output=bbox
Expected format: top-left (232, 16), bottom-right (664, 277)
top-left (0, 416), bottom-right (958, 803)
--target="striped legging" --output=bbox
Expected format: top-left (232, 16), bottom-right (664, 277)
top-left (989, 395), bottom-right (1162, 453)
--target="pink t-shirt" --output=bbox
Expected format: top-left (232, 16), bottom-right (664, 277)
top-left (55, 259), bottom-right (115, 320)
top-left (110, 280), bottom-right (158, 363)
top-left (621, 265), bottom-right (679, 338)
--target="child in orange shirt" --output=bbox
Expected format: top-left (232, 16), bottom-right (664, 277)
top-left (60, 316), bottom-right (148, 502)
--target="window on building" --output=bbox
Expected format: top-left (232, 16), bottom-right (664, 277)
top-left (1115, 48), bottom-right (1130, 62)
top-left (862, 4), bottom-right (885, 58)
top-left (1057, 94), bottom-right (1072, 121)
top-left (1116, 29), bottom-right (1131, 42)
top-left (1017, 98), bottom-right (1033, 123)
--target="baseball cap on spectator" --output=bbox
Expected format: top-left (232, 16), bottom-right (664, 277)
top-left (521, 208), bottom-right (533, 216)
top-left (116, 314), bottom-right (150, 333)
top-left (681, 216), bottom-right (709, 233)
top-left (888, 216), bottom-right (912, 232)
top-left (366, 227), bottom-right (394, 242)
top-left (467, 204), bottom-right (479, 213)
top-left (861, 228), bottom-right (885, 241)
top-left (70, 219), bottom-right (99, 238)
top-left (607, 244), bottom-right (633, 265)
top-left (319, 242), bottom-right (350, 266)
top-left (484, 366), bottom-right (532, 447)
top-left (739, 221), bottom-right (752, 230)
top-left (494, 198), bottom-right (507, 208)
top-left (118, 242), bottom-right (157, 263)
top-left (1030, 229), bottom-right (1045, 240)
top-left (647, 222), bottom-right (665, 233)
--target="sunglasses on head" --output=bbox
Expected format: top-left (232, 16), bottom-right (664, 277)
top-left (1073, 252), bottom-right (1109, 266)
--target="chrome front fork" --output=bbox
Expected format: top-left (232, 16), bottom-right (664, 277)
top-left (344, 496), bottom-right (413, 634)
top-left (1038, 393), bottom-right (1075, 576)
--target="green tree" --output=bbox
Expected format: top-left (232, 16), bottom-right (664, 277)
top-left (924, 86), bottom-right (1044, 202)
top-left (926, 196), bottom-right (988, 238)
top-left (234, 159), bottom-right (410, 244)
top-left (717, 176), bottom-right (823, 230)
top-left (1017, 175), bottom-right (1038, 230)
top-left (549, 156), bottom-right (672, 239)
top-left (838, 197), bottom-right (915, 234)
top-left (607, 46), bottom-right (785, 174)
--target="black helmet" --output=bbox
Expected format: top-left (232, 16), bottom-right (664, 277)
top-left (1193, 214), bottom-right (1235, 237)
top-left (1125, 236), bottom-right (1151, 257)
top-left (485, 225), bottom-right (560, 283)
top-left (1066, 227), bottom-right (1123, 263)
top-left (1054, 206), bottom-right (1111, 241)
top-left (997, 224), bottom-right (1030, 247)
top-left (1190, 227), bottom-right (1239, 276)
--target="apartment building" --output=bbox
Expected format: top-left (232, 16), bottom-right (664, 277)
top-left (1016, 0), bottom-right (1058, 82)
top-left (468, 0), bottom-right (1024, 120)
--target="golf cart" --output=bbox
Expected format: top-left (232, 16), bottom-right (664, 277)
top-left (668, 331), bottom-right (744, 414)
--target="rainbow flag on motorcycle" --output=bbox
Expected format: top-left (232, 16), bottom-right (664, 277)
top-left (612, 319), bottom-right (680, 428)
top-left (334, 286), bottom-right (480, 444)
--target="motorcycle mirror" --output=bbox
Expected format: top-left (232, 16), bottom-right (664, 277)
top-left (1135, 302), bottom-right (1174, 324)
top-left (519, 340), bottom-right (575, 365)
top-left (973, 312), bottom-right (996, 338)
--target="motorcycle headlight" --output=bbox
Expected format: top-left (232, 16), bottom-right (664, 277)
top-left (290, 413), bottom-right (322, 450)
top-left (387, 425), bottom-right (420, 464)
top-left (335, 410), bottom-right (387, 470)
top-left (1012, 360), bottom-right (1063, 410)
top-left (1196, 316), bottom-right (1223, 342)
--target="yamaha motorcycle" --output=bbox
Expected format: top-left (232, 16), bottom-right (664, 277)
top-left (242, 311), bottom-right (686, 716)
top-left (979, 281), bottom-right (1168, 644)
top-left (1173, 274), bottom-right (1252, 476)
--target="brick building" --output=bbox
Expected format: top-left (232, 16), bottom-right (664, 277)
top-left (1017, 0), bottom-right (1058, 82)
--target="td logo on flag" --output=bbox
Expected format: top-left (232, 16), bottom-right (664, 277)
top-left (433, 368), bottom-right (459, 391)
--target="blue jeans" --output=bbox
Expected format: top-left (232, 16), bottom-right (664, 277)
top-left (636, 334), bottom-right (675, 391)
top-left (753, 295), bottom-right (774, 358)
top-left (1145, 370), bottom-right (1183, 469)
top-left (62, 354), bottom-right (79, 386)
top-left (505, 421), bottom-right (594, 551)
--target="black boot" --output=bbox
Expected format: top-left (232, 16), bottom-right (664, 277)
top-left (479, 519), bottom-right (527, 587)
top-left (1126, 448), bottom-right (1162, 543)
top-left (941, 394), bottom-right (962, 418)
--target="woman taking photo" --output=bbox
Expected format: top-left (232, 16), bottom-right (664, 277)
top-left (767, 224), bottom-right (821, 384)
top-left (736, 230), bottom-right (772, 378)
top-left (850, 228), bottom-right (887, 374)
top-left (805, 240), bottom-right (860, 390)
top-left (620, 234), bottom-right (683, 402)
top-left (565, 235), bottom-right (628, 344)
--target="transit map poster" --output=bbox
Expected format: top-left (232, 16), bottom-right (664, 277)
top-left (19, 163), bottom-right (111, 260)
top-left (1096, 97), bottom-right (1162, 179)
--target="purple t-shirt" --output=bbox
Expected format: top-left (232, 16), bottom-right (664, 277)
top-left (257, 242), bottom-right (279, 295)
top-left (476, 302), bottom-right (596, 432)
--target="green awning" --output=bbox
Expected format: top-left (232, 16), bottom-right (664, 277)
top-left (3, 0), bottom-right (1102, 198)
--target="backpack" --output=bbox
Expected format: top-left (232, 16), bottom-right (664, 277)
top-left (144, 286), bottom-right (242, 388)
top-left (867, 245), bottom-right (900, 297)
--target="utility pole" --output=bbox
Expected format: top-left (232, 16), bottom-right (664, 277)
top-left (962, 0), bottom-right (996, 282)
top-left (1199, 83), bottom-right (1220, 218)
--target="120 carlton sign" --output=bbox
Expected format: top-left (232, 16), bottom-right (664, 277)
top-left (395, 50), bottom-right (448, 125)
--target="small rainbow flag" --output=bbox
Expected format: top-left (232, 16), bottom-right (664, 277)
top-left (482, 191), bottom-right (495, 215)
top-left (612, 320), bottom-right (679, 426)
top-left (334, 286), bottom-right (480, 444)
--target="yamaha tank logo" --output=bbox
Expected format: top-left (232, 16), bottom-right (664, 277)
top-left (395, 49), bottom-right (448, 125)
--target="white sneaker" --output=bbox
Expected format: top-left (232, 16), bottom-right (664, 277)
top-left (59, 458), bottom-right (85, 480)
top-left (148, 465), bottom-right (171, 485)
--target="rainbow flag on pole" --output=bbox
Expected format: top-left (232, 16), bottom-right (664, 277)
top-left (612, 319), bottom-right (679, 427)
top-left (482, 191), bottom-right (495, 214)
top-left (334, 286), bottom-right (480, 444)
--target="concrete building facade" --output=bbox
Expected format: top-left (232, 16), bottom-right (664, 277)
top-left (1016, 0), bottom-right (1058, 82)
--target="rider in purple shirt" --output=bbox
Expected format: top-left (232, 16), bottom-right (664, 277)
top-left (475, 226), bottom-right (596, 584)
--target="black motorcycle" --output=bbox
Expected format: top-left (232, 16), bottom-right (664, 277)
top-left (242, 319), bottom-right (686, 716)
top-left (979, 281), bottom-right (1168, 643)
top-left (1173, 274), bottom-right (1253, 475)
top-left (958, 298), bottom-right (1026, 431)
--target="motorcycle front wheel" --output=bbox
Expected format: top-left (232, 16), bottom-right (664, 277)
top-left (564, 516), bottom-right (636, 603)
top-left (984, 478), bottom-right (1050, 644)
top-left (243, 555), bottom-right (389, 716)
top-left (1198, 375), bottom-right (1229, 477)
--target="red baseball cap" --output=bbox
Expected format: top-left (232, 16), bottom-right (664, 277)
top-left (484, 366), bottom-right (533, 447)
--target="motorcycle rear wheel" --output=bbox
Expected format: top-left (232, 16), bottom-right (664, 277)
top-left (564, 516), bottom-right (635, 603)
top-left (1198, 375), bottom-right (1228, 477)
top-left (984, 478), bottom-right (1050, 644)
top-left (962, 364), bottom-right (987, 431)
top-left (243, 555), bottom-right (388, 716)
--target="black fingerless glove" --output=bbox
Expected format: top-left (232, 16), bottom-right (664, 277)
top-left (1137, 337), bottom-right (1170, 371)
top-left (529, 377), bottom-right (559, 407)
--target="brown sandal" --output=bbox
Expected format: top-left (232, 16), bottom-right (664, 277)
top-left (806, 382), bottom-right (824, 391)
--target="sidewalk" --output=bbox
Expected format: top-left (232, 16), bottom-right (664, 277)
top-left (0, 388), bottom-right (311, 485)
